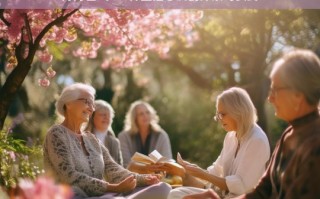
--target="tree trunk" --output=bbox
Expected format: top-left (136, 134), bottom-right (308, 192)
top-left (0, 61), bottom-right (32, 130)
top-left (96, 68), bottom-right (114, 102)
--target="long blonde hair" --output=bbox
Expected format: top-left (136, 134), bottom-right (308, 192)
top-left (216, 87), bottom-right (257, 139)
top-left (123, 100), bottom-right (162, 135)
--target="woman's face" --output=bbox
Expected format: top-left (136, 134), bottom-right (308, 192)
top-left (93, 109), bottom-right (111, 132)
top-left (216, 101), bottom-right (237, 132)
top-left (268, 71), bottom-right (298, 122)
top-left (135, 104), bottom-right (151, 129)
top-left (65, 92), bottom-right (95, 123)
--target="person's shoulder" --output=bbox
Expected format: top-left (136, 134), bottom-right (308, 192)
top-left (118, 130), bottom-right (129, 136)
top-left (301, 132), bottom-right (320, 150)
top-left (109, 133), bottom-right (121, 143)
top-left (225, 131), bottom-right (236, 139)
top-left (251, 124), bottom-right (268, 140)
top-left (222, 131), bottom-right (237, 144)
top-left (244, 124), bottom-right (269, 147)
top-left (47, 124), bottom-right (65, 135)
top-left (84, 131), bottom-right (96, 138)
top-left (153, 128), bottom-right (170, 139)
top-left (295, 132), bottom-right (320, 164)
top-left (118, 130), bottom-right (132, 140)
top-left (155, 128), bottom-right (167, 134)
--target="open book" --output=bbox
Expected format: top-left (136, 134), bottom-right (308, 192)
top-left (131, 150), bottom-right (185, 177)
top-left (131, 150), bottom-right (169, 164)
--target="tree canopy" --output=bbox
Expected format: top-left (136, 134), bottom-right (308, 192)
top-left (0, 9), bottom-right (202, 129)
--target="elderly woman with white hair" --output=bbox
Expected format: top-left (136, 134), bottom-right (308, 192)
top-left (43, 83), bottom-right (171, 199)
top-left (168, 87), bottom-right (270, 199)
top-left (118, 100), bottom-right (173, 174)
top-left (85, 100), bottom-right (123, 165)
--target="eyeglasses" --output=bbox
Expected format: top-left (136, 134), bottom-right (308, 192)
top-left (77, 98), bottom-right (95, 108)
top-left (268, 86), bottom-right (290, 97)
top-left (214, 113), bottom-right (226, 121)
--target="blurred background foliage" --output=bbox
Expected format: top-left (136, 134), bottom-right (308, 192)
top-left (1, 9), bottom-right (320, 173)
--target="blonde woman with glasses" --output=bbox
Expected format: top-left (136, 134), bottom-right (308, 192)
top-left (168, 87), bottom-right (270, 199)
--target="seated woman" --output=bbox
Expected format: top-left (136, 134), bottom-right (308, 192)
top-left (168, 87), bottom-right (270, 199)
top-left (43, 83), bottom-right (171, 199)
top-left (118, 100), bottom-right (175, 175)
top-left (85, 100), bottom-right (123, 165)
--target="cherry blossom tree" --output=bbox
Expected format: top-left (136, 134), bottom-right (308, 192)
top-left (0, 9), bottom-right (202, 130)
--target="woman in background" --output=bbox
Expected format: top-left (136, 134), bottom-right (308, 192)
top-left (86, 100), bottom-right (123, 165)
top-left (118, 100), bottom-right (173, 174)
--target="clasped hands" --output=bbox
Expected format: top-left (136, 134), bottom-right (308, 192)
top-left (106, 173), bottom-right (161, 193)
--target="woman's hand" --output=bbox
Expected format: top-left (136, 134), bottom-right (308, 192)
top-left (177, 153), bottom-right (204, 177)
top-left (184, 163), bottom-right (207, 178)
top-left (177, 152), bottom-right (193, 168)
top-left (106, 175), bottom-right (136, 193)
top-left (143, 174), bottom-right (161, 185)
top-left (182, 189), bottom-right (221, 199)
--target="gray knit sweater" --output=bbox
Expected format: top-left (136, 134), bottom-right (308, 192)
top-left (43, 125), bottom-right (147, 197)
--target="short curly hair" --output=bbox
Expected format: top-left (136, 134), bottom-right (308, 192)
top-left (55, 83), bottom-right (96, 118)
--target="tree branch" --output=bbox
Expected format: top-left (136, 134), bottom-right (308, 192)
top-left (33, 9), bottom-right (78, 50)
top-left (0, 9), bottom-right (10, 26)
top-left (0, 9), bottom-right (79, 130)
top-left (15, 28), bottom-right (27, 61)
top-left (162, 58), bottom-right (213, 90)
top-left (23, 13), bottom-right (33, 46)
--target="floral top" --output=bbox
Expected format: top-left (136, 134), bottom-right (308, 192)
top-left (43, 125), bottom-right (147, 197)
top-left (243, 111), bottom-right (320, 199)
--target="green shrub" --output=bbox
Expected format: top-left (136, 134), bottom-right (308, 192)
top-left (0, 129), bottom-right (43, 189)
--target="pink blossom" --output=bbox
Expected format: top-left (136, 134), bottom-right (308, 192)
top-left (38, 78), bottom-right (50, 87)
top-left (9, 151), bottom-right (16, 161)
top-left (64, 29), bottom-right (77, 42)
top-left (18, 176), bottom-right (73, 199)
top-left (46, 67), bottom-right (56, 78)
top-left (91, 39), bottom-right (101, 50)
top-left (101, 59), bottom-right (110, 69)
top-left (1, 9), bottom-right (202, 80)
top-left (36, 49), bottom-right (53, 63)
top-left (134, 10), bottom-right (151, 17)
top-left (73, 40), bottom-right (101, 59)
top-left (6, 56), bottom-right (17, 70)
top-left (7, 10), bottom-right (24, 41)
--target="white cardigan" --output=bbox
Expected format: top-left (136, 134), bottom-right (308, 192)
top-left (207, 124), bottom-right (270, 197)
top-left (168, 124), bottom-right (270, 199)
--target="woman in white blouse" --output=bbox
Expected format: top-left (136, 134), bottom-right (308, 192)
top-left (168, 87), bottom-right (270, 199)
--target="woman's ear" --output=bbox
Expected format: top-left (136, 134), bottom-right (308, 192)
top-left (292, 91), bottom-right (306, 112)
top-left (64, 101), bottom-right (72, 111)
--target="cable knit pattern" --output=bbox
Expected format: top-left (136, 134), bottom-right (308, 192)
top-left (43, 125), bottom-right (147, 197)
